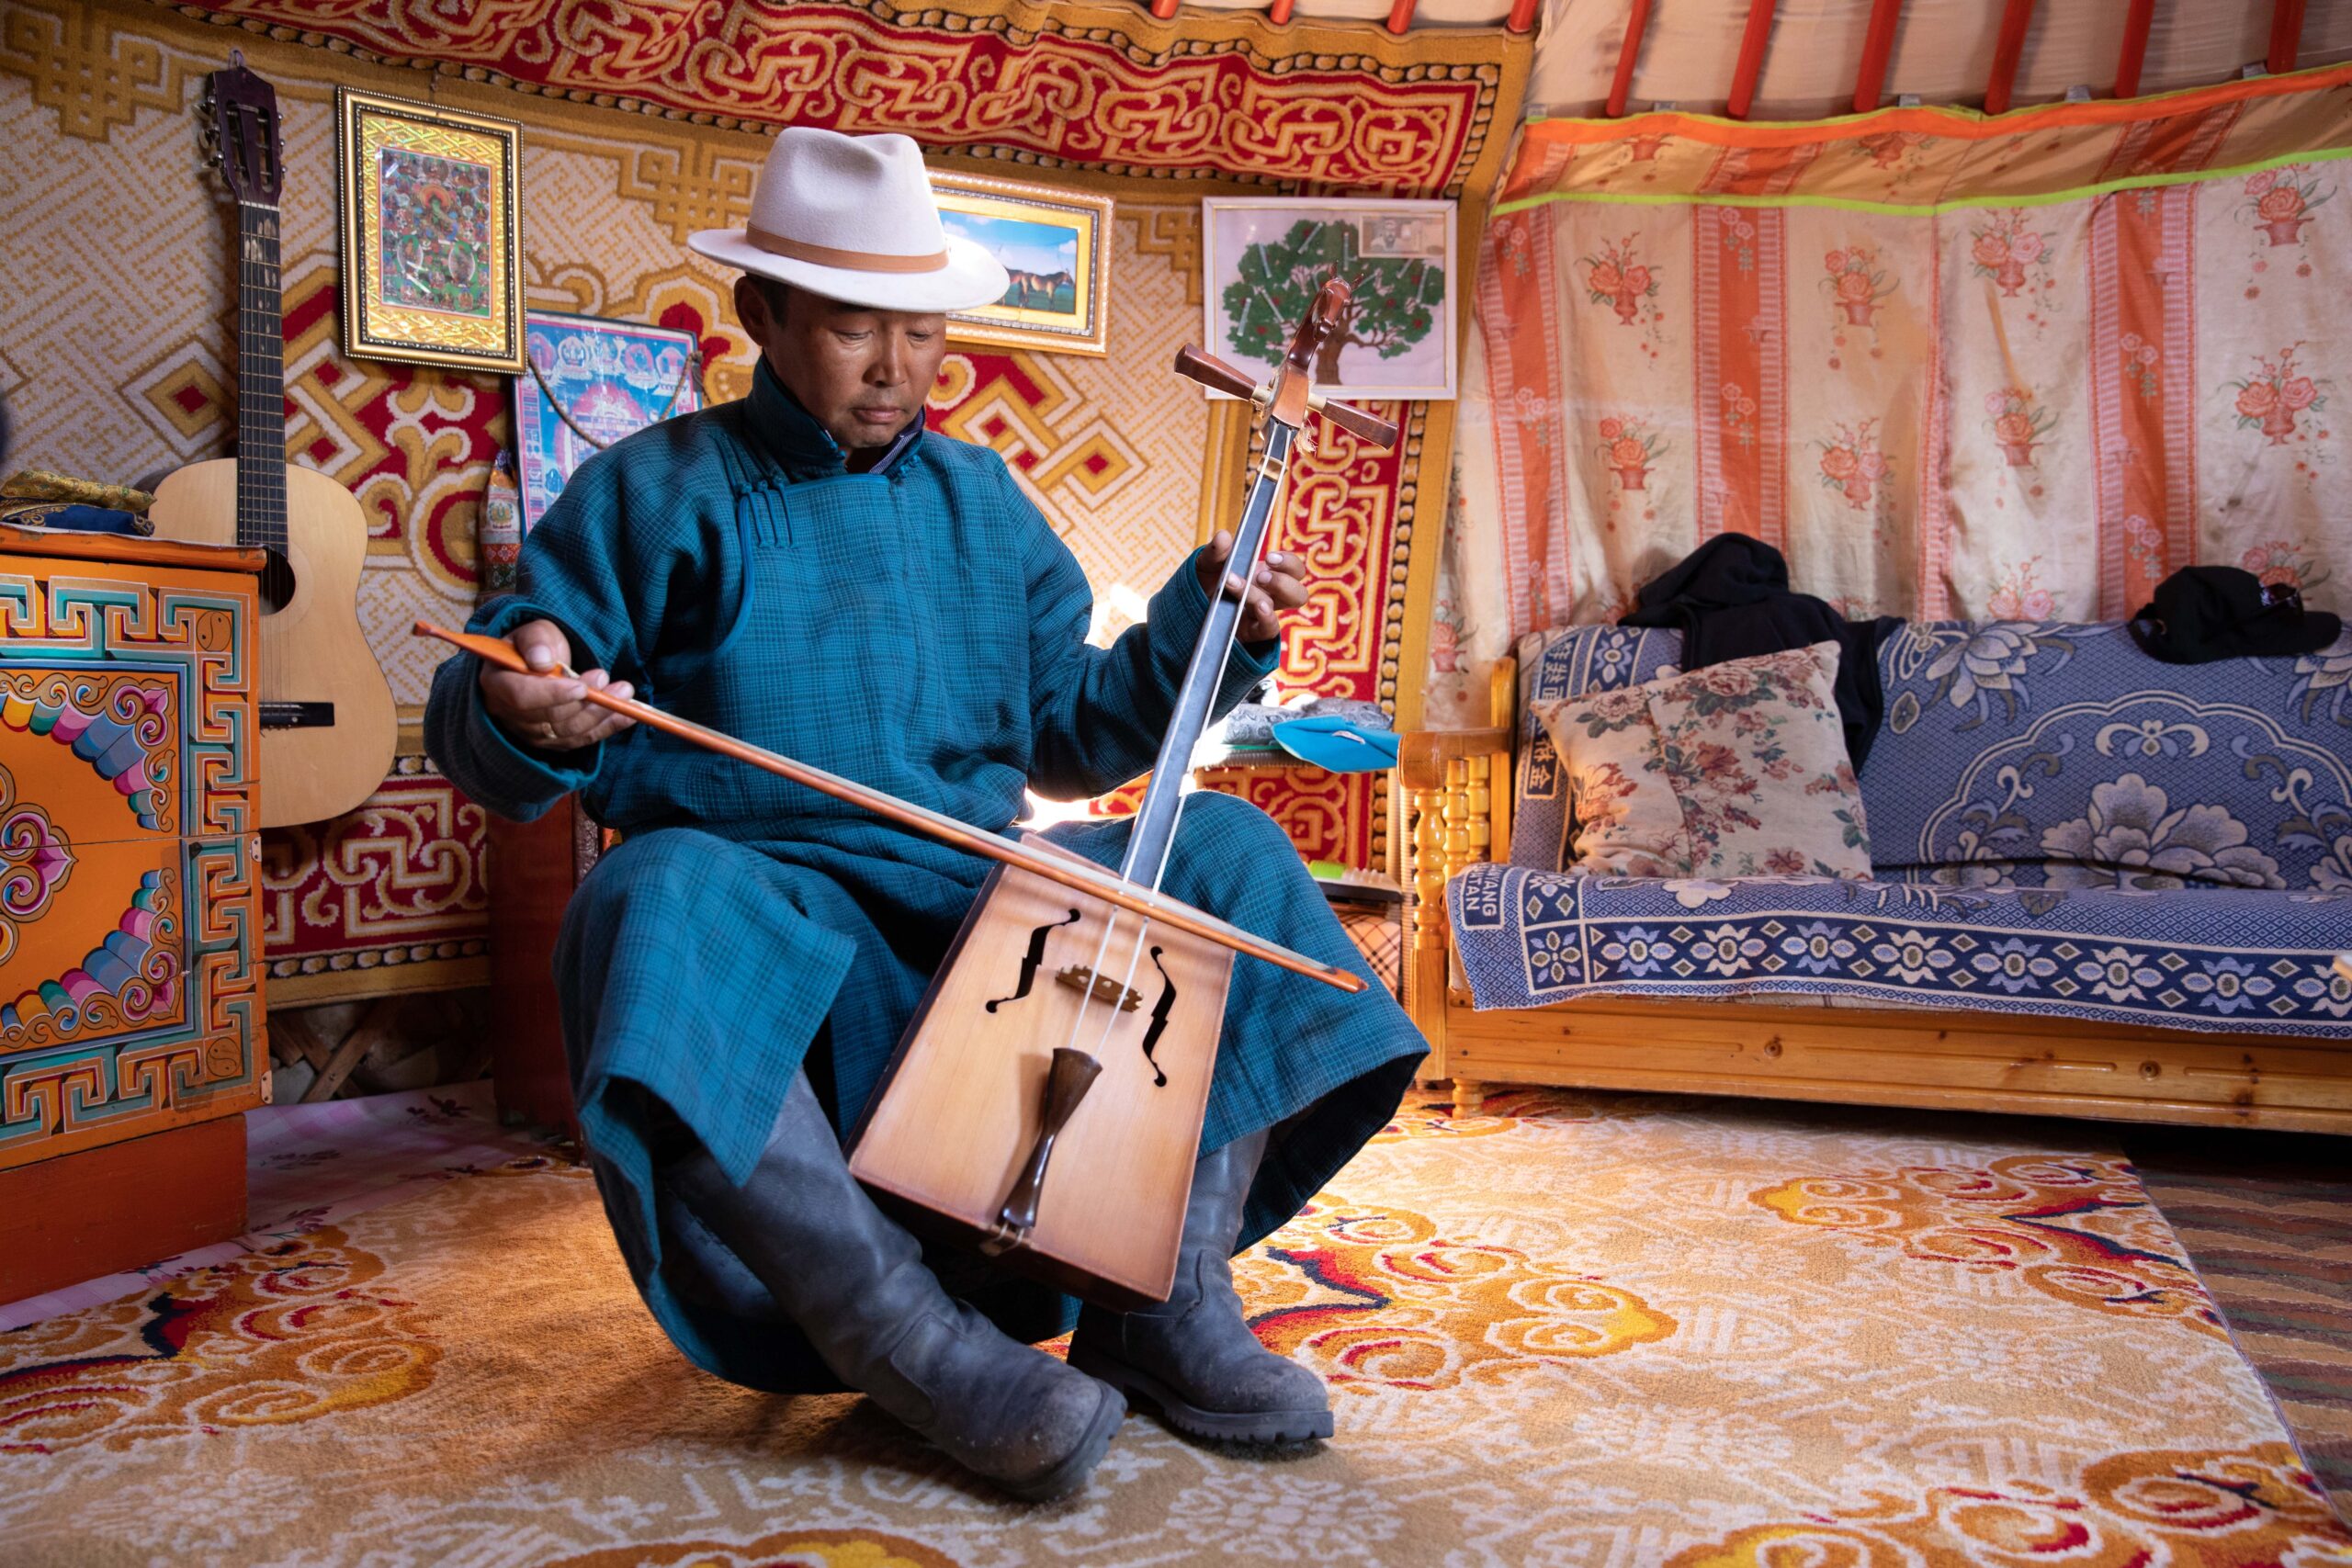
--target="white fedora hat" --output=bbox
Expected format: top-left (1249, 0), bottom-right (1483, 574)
top-left (690, 129), bottom-right (1008, 314)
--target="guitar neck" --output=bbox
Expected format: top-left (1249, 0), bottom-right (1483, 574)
top-left (235, 200), bottom-right (288, 558)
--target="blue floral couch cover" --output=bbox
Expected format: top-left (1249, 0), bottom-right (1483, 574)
top-left (1447, 621), bottom-right (2352, 1035)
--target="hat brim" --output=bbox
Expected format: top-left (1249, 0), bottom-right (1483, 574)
top-left (687, 230), bottom-right (1010, 314)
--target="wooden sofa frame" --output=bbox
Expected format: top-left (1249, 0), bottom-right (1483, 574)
top-left (1395, 657), bottom-right (2352, 1134)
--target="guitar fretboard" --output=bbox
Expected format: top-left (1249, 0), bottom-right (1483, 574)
top-left (235, 199), bottom-right (288, 558)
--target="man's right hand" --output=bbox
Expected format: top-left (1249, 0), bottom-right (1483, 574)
top-left (479, 618), bottom-right (637, 752)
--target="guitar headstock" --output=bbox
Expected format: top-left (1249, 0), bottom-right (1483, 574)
top-left (199, 51), bottom-right (282, 208)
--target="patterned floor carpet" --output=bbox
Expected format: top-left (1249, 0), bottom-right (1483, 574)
top-left (2127, 1124), bottom-right (2352, 1513)
top-left (5, 1089), bottom-right (2348, 1567)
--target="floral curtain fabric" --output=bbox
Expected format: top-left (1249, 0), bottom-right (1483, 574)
top-left (1425, 69), bottom-right (2352, 728)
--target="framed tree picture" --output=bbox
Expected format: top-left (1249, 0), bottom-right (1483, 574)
top-left (929, 172), bottom-right (1113, 356)
top-left (1202, 197), bottom-right (1455, 400)
top-left (334, 89), bottom-right (526, 373)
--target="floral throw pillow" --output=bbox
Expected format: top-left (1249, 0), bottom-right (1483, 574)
top-left (1531, 641), bottom-right (1873, 881)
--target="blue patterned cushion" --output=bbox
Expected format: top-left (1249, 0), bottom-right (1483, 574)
top-left (1868, 622), bottom-right (2352, 892)
top-left (1448, 863), bottom-right (2352, 1036)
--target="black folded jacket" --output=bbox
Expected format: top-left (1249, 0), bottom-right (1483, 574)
top-left (1618, 532), bottom-right (1905, 770)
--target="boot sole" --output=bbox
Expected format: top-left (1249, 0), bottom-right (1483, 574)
top-left (996, 1382), bottom-right (1128, 1505)
top-left (1068, 1341), bottom-right (1334, 1446)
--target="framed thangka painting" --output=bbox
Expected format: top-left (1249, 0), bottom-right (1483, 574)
top-left (929, 173), bottom-right (1112, 356)
top-left (335, 89), bottom-right (526, 373)
top-left (513, 312), bottom-right (704, 529)
top-left (1203, 198), bottom-right (1455, 400)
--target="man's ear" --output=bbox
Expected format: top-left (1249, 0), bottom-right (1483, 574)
top-left (734, 274), bottom-right (775, 351)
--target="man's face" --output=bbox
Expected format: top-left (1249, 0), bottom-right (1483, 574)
top-left (738, 276), bottom-right (947, 461)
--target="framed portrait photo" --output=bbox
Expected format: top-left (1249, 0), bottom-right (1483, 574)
top-left (1202, 197), bottom-right (1456, 400)
top-left (335, 89), bottom-right (526, 374)
top-left (929, 173), bottom-right (1112, 356)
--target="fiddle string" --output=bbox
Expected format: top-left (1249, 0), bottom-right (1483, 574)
top-left (1076, 428), bottom-right (1293, 1066)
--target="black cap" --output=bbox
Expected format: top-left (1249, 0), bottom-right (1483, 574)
top-left (2130, 565), bottom-right (2342, 664)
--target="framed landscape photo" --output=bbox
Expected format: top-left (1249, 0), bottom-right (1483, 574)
top-left (335, 89), bottom-right (526, 374)
top-left (1203, 197), bottom-right (1456, 400)
top-left (928, 172), bottom-right (1112, 356)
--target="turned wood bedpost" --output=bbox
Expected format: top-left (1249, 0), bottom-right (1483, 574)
top-left (1397, 655), bottom-right (1517, 1118)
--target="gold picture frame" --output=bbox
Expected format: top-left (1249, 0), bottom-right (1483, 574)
top-left (334, 89), bottom-right (526, 374)
top-left (929, 173), bottom-right (1112, 357)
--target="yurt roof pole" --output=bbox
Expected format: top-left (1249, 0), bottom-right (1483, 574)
top-left (1984, 0), bottom-right (2035, 114)
top-left (2116, 0), bottom-right (2154, 98)
top-left (1853, 0), bottom-right (1902, 112)
top-left (1725, 0), bottom-right (1779, 118)
top-left (1607, 0), bottom-right (1656, 116)
top-left (2271, 0), bottom-right (2307, 74)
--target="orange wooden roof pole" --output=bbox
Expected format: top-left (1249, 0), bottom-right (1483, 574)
top-left (1983, 0), bottom-right (2035, 114)
top-left (1386, 0), bottom-right (1418, 32)
top-left (1270, 0), bottom-right (1295, 20)
top-left (1853, 0), bottom-right (1902, 112)
top-left (2115, 0), bottom-right (2153, 98)
top-left (1606, 0), bottom-right (1656, 116)
top-left (1724, 0), bottom-right (1778, 119)
top-left (2270, 0), bottom-right (2307, 74)
top-left (1506, 0), bottom-right (1542, 34)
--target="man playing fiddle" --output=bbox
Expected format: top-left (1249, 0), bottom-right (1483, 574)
top-left (424, 129), bottom-right (1427, 1501)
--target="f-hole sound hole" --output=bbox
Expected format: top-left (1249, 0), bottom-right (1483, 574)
top-left (257, 547), bottom-right (296, 615)
top-left (988, 908), bottom-right (1082, 1013)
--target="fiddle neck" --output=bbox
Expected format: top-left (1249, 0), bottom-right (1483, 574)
top-left (1116, 420), bottom-right (1297, 886)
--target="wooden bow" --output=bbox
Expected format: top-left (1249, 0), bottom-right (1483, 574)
top-left (416, 621), bottom-right (1363, 994)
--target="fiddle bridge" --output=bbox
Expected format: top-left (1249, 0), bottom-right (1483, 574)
top-left (1055, 964), bottom-right (1142, 1012)
top-left (846, 857), bottom-right (1234, 1312)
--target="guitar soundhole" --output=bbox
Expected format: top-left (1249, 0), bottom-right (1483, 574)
top-left (257, 547), bottom-right (296, 614)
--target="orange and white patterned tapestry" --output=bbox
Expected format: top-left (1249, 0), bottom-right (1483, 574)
top-left (2, 0), bottom-right (1527, 994)
top-left (1429, 68), bottom-right (2352, 728)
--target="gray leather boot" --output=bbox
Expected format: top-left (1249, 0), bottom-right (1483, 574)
top-left (1068, 1128), bottom-right (1333, 1444)
top-left (663, 1073), bottom-right (1125, 1501)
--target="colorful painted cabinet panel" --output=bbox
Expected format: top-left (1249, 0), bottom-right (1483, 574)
top-left (0, 544), bottom-right (263, 1172)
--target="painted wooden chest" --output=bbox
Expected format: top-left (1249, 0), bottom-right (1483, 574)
top-left (0, 528), bottom-right (265, 1306)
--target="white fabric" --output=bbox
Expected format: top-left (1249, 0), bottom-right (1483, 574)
top-left (689, 128), bottom-right (1009, 313)
top-left (1524, 0), bottom-right (2352, 118)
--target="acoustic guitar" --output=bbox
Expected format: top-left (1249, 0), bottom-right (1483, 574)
top-left (150, 53), bottom-right (397, 829)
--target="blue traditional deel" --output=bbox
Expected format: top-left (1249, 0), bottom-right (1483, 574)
top-left (1456, 621), bottom-right (2352, 1035)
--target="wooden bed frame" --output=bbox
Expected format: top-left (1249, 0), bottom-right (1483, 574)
top-left (1395, 658), bottom-right (2352, 1134)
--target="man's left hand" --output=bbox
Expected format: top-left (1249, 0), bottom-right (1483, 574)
top-left (1197, 529), bottom-right (1308, 644)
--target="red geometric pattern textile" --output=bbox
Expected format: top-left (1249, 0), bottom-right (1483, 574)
top-left (162, 0), bottom-right (1510, 197)
top-left (260, 763), bottom-right (488, 1005)
top-left (6, 0), bottom-right (1533, 993)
